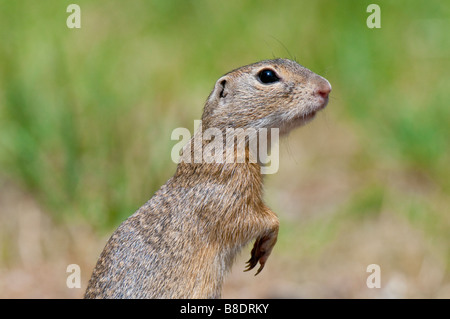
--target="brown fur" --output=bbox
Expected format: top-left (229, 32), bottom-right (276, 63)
top-left (84, 58), bottom-right (331, 298)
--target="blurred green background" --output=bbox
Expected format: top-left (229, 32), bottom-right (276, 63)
top-left (0, 0), bottom-right (449, 298)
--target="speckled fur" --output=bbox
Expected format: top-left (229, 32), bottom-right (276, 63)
top-left (84, 59), bottom-right (331, 299)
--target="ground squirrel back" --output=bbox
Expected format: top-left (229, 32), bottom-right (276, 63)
top-left (84, 58), bottom-right (331, 298)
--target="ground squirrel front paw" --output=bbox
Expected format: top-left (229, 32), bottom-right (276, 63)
top-left (244, 231), bottom-right (278, 275)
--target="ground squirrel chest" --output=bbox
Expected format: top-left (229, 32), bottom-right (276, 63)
top-left (85, 58), bottom-right (331, 299)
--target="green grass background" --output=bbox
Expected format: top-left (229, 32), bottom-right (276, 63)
top-left (0, 0), bottom-right (449, 297)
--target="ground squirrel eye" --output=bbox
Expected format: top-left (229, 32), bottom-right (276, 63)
top-left (257, 69), bottom-right (280, 84)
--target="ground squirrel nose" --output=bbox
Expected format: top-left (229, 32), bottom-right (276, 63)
top-left (314, 80), bottom-right (332, 99)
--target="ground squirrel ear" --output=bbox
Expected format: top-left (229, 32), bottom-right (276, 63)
top-left (219, 80), bottom-right (227, 98)
top-left (216, 76), bottom-right (229, 99)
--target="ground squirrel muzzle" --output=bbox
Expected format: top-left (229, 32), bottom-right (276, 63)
top-left (85, 58), bottom-right (331, 298)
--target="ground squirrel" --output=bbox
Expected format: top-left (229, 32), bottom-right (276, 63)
top-left (85, 58), bottom-right (331, 298)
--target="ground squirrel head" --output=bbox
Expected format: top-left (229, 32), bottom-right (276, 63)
top-left (202, 58), bottom-right (331, 135)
